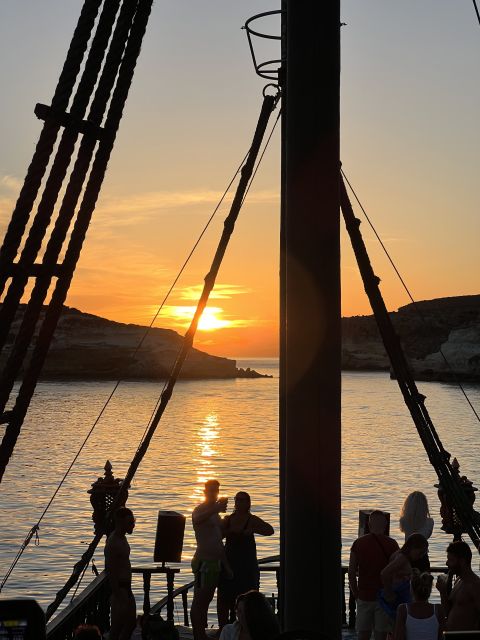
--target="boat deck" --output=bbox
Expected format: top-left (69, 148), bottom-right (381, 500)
top-left (129, 626), bottom-right (357, 639)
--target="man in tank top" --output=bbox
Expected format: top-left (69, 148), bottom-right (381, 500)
top-left (348, 510), bottom-right (399, 640)
top-left (436, 540), bottom-right (480, 631)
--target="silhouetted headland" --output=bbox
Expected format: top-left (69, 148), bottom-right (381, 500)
top-left (3, 305), bottom-right (271, 381)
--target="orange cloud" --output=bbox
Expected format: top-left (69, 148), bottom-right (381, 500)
top-left (178, 283), bottom-right (252, 301)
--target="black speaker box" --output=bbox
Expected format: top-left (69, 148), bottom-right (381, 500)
top-left (154, 511), bottom-right (186, 563)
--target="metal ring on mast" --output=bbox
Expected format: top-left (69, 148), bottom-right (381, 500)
top-left (263, 83), bottom-right (281, 100)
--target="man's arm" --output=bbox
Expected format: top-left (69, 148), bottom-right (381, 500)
top-left (435, 573), bottom-right (452, 617)
top-left (393, 603), bottom-right (407, 640)
top-left (381, 554), bottom-right (405, 601)
top-left (436, 604), bottom-right (446, 639)
top-left (347, 549), bottom-right (359, 600)
top-left (249, 515), bottom-right (274, 536)
top-left (192, 501), bottom-right (223, 526)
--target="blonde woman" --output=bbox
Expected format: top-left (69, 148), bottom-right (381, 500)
top-left (400, 492), bottom-right (434, 571)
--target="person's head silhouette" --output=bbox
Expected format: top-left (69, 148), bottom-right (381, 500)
top-left (74, 624), bottom-right (101, 639)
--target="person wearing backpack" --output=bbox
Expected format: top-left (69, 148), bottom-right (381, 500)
top-left (348, 510), bottom-right (399, 640)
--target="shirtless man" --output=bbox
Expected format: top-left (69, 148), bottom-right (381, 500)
top-left (104, 507), bottom-right (137, 640)
top-left (436, 540), bottom-right (480, 631)
top-left (190, 480), bottom-right (232, 640)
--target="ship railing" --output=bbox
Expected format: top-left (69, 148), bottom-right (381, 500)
top-left (152, 561), bottom-right (449, 630)
top-left (45, 560), bottom-right (449, 638)
top-left (150, 555), bottom-right (281, 625)
top-left (46, 571), bottom-right (110, 640)
top-left (45, 556), bottom-right (279, 638)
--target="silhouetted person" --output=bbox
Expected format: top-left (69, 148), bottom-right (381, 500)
top-left (74, 624), bottom-right (102, 639)
top-left (393, 569), bottom-right (445, 640)
top-left (219, 590), bottom-right (280, 640)
top-left (191, 480), bottom-right (231, 640)
top-left (436, 540), bottom-right (480, 630)
top-left (105, 507), bottom-right (137, 640)
top-left (217, 491), bottom-right (274, 629)
top-left (380, 533), bottom-right (429, 619)
top-left (348, 510), bottom-right (399, 640)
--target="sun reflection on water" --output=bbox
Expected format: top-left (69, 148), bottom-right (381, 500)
top-left (191, 412), bottom-right (221, 504)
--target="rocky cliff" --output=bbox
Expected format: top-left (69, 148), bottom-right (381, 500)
top-left (3, 306), bottom-right (268, 380)
top-left (4, 295), bottom-right (479, 382)
top-left (342, 294), bottom-right (480, 382)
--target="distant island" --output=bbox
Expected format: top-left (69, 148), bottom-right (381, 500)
top-left (4, 294), bottom-right (479, 382)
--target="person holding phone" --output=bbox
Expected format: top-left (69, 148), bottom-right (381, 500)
top-left (191, 479), bottom-right (232, 640)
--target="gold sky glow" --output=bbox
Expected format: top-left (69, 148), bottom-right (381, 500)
top-left (0, 2), bottom-right (479, 357)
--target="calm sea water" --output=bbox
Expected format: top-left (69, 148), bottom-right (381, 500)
top-left (1, 360), bottom-right (479, 617)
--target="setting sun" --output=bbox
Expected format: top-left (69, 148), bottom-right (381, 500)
top-left (165, 306), bottom-right (232, 331)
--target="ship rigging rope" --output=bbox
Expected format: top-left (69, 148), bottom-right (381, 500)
top-left (135, 106), bottom-right (282, 451)
top-left (341, 168), bottom-right (480, 425)
top-left (341, 178), bottom-right (480, 550)
top-left (44, 89), bottom-right (279, 622)
top-left (473, 0), bottom-right (480, 26)
top-left (0, 91), bottom-right (281, 602)
top-left (0, 0), bottom-right (155, 485)
top-left (0, 150), bottom-right (247, 596)
top-left (0, 0), bottom-right (103, 287)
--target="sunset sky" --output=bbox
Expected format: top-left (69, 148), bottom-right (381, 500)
top-left (0, 1), bottom-right (479, 357)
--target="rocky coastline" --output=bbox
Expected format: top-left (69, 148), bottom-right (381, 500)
top-left (342, 294), bottom-right (480, 383)
top-left (4, 295), bottom-right (479, 382)
top-left (4, 306), bottom-right (271, 380)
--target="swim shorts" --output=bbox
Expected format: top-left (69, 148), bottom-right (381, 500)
top-left (192, 558), bottom-right (222, 589)
top-left (356, 599), bottom-right (393, 633)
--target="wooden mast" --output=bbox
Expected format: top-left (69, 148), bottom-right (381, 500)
top-left (280, 2), bottom-right (342, 635)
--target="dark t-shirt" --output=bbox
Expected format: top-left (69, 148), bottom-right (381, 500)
top-left (351, 533), bottom-right (399, 601)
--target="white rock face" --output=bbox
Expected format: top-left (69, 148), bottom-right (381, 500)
top-left (341, 295), bottom-right (480, 382)
top-left (415, 324), bottom-right (480, 380)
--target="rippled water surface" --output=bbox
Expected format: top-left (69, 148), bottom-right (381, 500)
top-left (1, 360), bottom-right (479, 616)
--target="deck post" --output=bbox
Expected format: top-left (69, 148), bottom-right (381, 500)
top-left (280, 1), bottom-right (342, 636)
